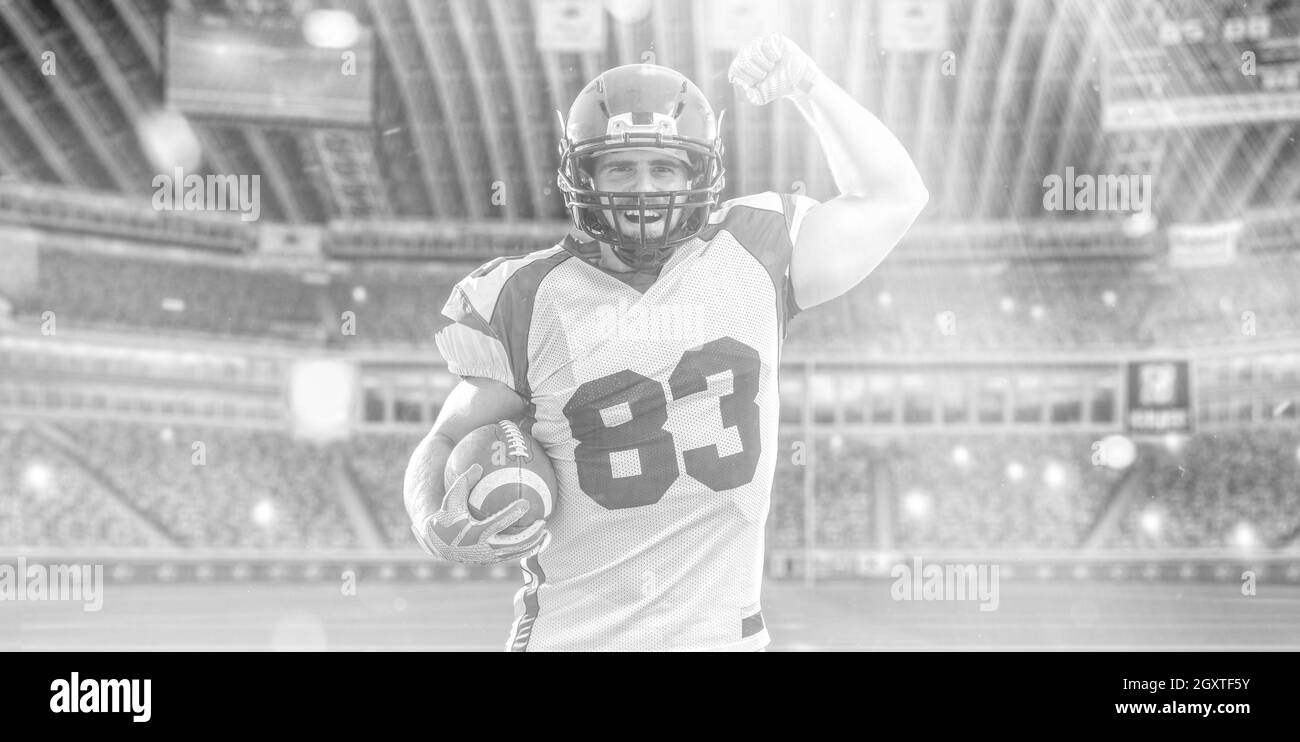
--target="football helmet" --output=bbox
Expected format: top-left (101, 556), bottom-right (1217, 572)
top-left (557, 64), bottom-right (726, 272)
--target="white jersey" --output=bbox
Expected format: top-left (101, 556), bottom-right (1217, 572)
top-left (434, 192), bottom-right (816, 651)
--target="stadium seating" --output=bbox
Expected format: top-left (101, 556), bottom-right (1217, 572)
top-left (0, 425), bottom-right (157, 548)
top-left (885, 433), bottom-right (1119, 550)
top-left (769, 433), bottom-right (806, 549)
top-left (787, 260), bottom-right (1160, 354)
top-left (326, 268), bottom-right (462, 346)
top-left (769, 433), bottom-right (1119, 551)
top-left (7, 246), bottom-right (1300, 554)
top-left (4, 419), bottom-right (1297, 553)
top-left (57, 421), bottom-right (356, 549)
top-left (1140, 253), bottom-right (1300, 347)
top-left (1109, 429), bottom-right (1300, 548)
top-left (345, 432), bottom-right (425, 549)
top-left (22, 247), bottom-right (475, 347)
top-left (20, 244), bottom-right (1300, 355)
top-left (32, 249), bottom-right (325, 341)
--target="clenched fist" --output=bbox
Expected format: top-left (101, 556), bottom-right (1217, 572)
top-left (728, 33), bottom-right (823, 105)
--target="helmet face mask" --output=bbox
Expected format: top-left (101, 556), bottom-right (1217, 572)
top-left (557, 65), bottom-right (726, 272)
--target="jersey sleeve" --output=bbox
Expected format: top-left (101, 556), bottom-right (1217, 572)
top-left (779, 192), bottom-right (819, 322)
top-left (709, 191), bottom-right (819, 334)
top-left (434, 259), bottom-right (523, 394)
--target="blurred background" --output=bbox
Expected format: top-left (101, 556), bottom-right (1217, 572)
top-left (1, 0), bottom-right (1299, 650)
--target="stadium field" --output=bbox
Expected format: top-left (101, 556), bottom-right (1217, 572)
top-left (4, 580), bottom-right (1298, 652)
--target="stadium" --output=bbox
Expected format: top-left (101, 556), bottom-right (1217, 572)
top-left (2, 0), bottom-right (1300, 651)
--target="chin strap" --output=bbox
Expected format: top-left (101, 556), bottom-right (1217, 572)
top-left (560, 231), bottom-right (603, 265)
top-left (562, 230), bottom-right (673, 275)
top-left (617, 253), bottom-right (670, 275)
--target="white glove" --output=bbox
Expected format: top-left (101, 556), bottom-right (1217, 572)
top-left (728, 33), bottom-right (823, 105)
top-left (411, 463), bottom-right (550, 564)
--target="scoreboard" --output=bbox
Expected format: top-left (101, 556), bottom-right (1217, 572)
top-left (1102, 0), bottom-right (1300, 130)
top-left (166, 12), bottom-right (374, 128)
top-left (1126, 359), bottom-right (1193, 434)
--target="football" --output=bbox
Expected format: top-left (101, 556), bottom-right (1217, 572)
top-left (445, 420), bottom-right (556, 534)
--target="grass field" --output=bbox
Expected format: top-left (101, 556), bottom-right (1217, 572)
top-left (4, 579), bottom-right (1299, 651)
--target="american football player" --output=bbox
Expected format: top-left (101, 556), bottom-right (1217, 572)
top-left (405, 33), bottom-right (927, 651)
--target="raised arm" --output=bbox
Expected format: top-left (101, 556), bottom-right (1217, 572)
top-left (729, 33), bottom-right (929, 310)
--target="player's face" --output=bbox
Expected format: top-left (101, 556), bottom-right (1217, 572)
top-left (591, 149), bottom-right (691, 242)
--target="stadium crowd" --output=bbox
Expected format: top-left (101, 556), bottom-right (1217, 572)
top-left (346, 431), bottom-right (425, 549)
top-left (884, 433), bottom-right (1118, 550)
top-left (31, 249), bottom-right (325, 341)
top-left (20, 246), bottom-right (1300, 353)
top-left (2, 422), bottom-right (1296, 553)
top-left (1109, 429), bottom-right (1300, 548)
top-left (0, 425), bottom-right (156, 548)
top-left (4, 245), bottom-right (1300, 554)
top-left (59, 421), bottom-right (355, 549)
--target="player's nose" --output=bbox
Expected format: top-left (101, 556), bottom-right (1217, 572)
top-left (633, 165), bottom-right (657, 193)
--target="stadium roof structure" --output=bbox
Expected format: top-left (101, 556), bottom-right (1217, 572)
top-left (0, 0), bottom-right (1295, 232)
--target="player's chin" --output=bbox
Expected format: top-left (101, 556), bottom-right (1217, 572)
top-left (616, 227), bottom-right (668, 242)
